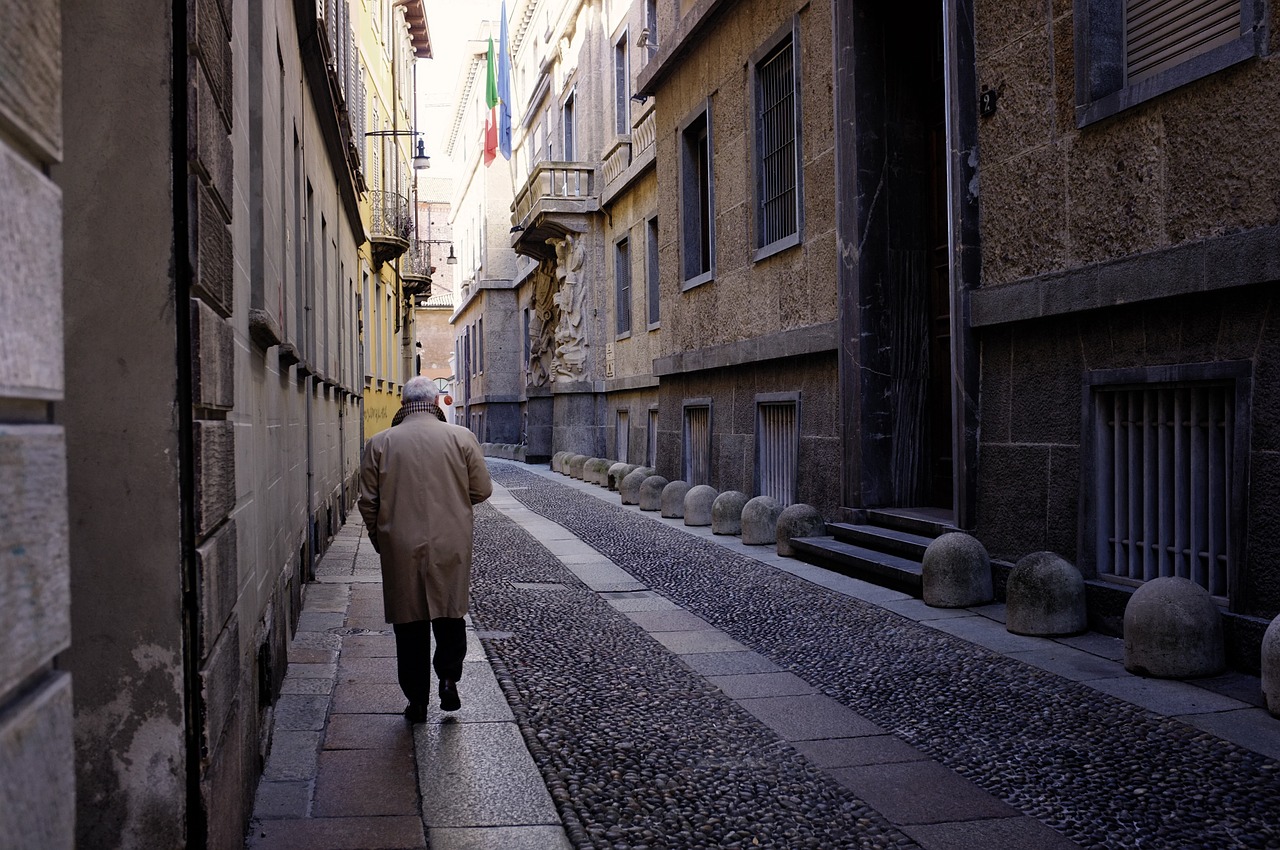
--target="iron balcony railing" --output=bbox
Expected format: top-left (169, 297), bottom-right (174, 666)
top-left (369, 189), bottom-right (412, 263)
top-left (402, 239), bottom-right (433, 285)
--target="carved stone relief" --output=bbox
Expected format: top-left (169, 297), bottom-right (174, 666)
top-left (527, 258), bottom-right (557, 387)
top-left (549, 234), bottom-right (587, 382)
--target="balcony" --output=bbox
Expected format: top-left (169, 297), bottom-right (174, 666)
top-left (369, 189), bottom-right (412, 265)
top-left (511, 162), bottom-right (599, 261)
top-left (401, 239), bottom-right (433, 297)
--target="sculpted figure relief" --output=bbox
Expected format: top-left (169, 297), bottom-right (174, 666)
top-left (548, 234), bottom-right (587, 382)
top-left (527, 258), bottom-right (557, 387)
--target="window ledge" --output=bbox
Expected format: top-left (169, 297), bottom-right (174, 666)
top-left (681, 270), bottom-right (715, 292)
top-left (753, 232), bottom-right (802, 264)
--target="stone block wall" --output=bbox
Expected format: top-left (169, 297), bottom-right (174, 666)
top-left (0, 0), bottom-right (75, 846)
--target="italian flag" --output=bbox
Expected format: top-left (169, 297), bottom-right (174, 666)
top-left (483, 35), bottom-right (498, 166)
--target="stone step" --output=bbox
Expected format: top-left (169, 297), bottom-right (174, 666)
top-left (865, 508), bottom-right (959, 539)
top-left (827, 522), bottom-right (936, 561)
top-left (789, 537), bottom-right (923, 595)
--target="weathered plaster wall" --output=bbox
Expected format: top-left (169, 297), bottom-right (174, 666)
top-left (59, 1), bottom-right (188, 845)
top-left (977, 6), bottom-right (1280, 286)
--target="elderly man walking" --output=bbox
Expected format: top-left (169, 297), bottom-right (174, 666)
top-left (358, 376), bottom-right (493, 722)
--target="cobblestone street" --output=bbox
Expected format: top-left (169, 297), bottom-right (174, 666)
top-left (249, 461), bottom-right (1280, 849)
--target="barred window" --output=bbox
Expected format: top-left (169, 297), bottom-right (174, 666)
top-left (615, 237), bottom-right (632, 336)
top-left (616, 410), bottom-right (630, 464)
top-left (683, 403), bottom-right (711, 486)
top-left (755, 397), bottom-right (799, 506)
top-left (646, 217), bottom-right (660, 327)
top-left (754, 33), bottom-right (799, 254)
top-left (1087, 364), bottom-right (1250, 601)
top-left (647, 408), bottom-right (658, 467)
top-left (680, 107), bottom-right (714, 287)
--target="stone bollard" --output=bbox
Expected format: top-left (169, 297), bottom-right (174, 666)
top-left (568, 455), bottom-right (589, 479)
top-left (660, 480), bottom-right (692, 518)
top-left (775, 504), bottom-right (826, 557)
top-left (1005, 552), bottom-right (1087, 636)
top-left (1263, 615), bottom-right (1280, 718)
top-left (712, 490), bottom-right (750, 535)
top-left (608, 462), bottom-right (636, 491)
top-left (684, 485), bottom-right (718, 527)
top-left (922, 532), bottom-right (993, 608)
top-left (639, 475), bottom-right (669, 511)
top-left (551, 451), bottom-right (567, 473)
top-left (741, 496), bottom-right (783, 545)
top-left (619, 467), bottom-right (656, 505)
top-left (1123, 576), bottom-right (1224, 678)
top-left (584, 458), bottom-right (609, 485)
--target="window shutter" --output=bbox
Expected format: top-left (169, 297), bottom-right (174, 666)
top-left (1126, 0), bottom-right (1241, 83)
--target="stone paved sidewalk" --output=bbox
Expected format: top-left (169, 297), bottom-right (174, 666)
top-left (246, 520), bottom-right (570, 850)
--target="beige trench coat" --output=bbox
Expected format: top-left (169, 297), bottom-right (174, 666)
top-left (357, 412), bottom-right (493, 623)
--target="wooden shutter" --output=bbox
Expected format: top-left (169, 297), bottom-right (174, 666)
top-left (1126, 0), bottom-right (1241, 83)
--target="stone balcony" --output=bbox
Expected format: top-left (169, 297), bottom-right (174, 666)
top-left (511, 161), bottom-right (599, 261)
top-left (369, 189), bottom-right (412, 265)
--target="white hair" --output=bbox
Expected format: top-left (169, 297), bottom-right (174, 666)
top-left (402, 376), bottom-right (439, 404)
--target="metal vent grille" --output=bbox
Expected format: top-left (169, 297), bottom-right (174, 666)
top-left (1094, 383), bottom-right (1234, 597)
top-left (1126, 0), bottom-right (1241, 83)
top-left (757, 402), bottom-right (798, 506)
top-left (683, 406), bottom-right (711, 486)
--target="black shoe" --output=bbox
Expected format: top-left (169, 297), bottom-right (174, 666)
top-left (404, 703), bottom-right (427, 724)
top-left (439, 679), bottom-right (461, 712)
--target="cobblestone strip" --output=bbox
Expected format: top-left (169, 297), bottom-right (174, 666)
top-left (488, 462), bottom-right (1280, 850)
top-left (469, 500), bottom-right (921, 850)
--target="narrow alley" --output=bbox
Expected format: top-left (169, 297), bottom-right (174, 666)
top-left (247, 461), bottom-right (1280, 850)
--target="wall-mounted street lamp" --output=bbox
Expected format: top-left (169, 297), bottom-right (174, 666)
top-left (365, 130), bottom-right (431, 169)
top-left (421, 239), bottom-right (457, 264)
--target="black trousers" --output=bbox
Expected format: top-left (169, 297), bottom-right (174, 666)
top-left (392, 617), bottom-right (467, 707)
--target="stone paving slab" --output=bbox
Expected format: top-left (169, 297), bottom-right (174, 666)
top-left (829, 761), bottom-right (1018, 825)
top-left (331, 682), bottom-right (405, 714)
top-left (600, 592), bottom-right (681, 612)
top-left (648, 628), bottom-right (749, 655)
top-left (432, 660), bottom-right (515, 724)
top-left (248, 816), bottom-right (426, 850)
top-left (251, 779), bottom-right (311, 820)
top-left (792, 735), bottom-right (930, 768)
top-left (901, 816), bottom-right (1082, 850)
top-left (298, 612), bottom-right (346, 632)
top-left (324, 713), bottom-right (415, 750)
top-left (279, 677), bottom-right (334, 696)
top-left (1054, 631), bottom-right (1125, 661)
top-left (1005, 646), bottom-right (1129, 682)
top-left (679, 650), bottom-right (783, 675)
top-left (286, 662), bottom-right (337, 680)
top-left (705, 671), bottom-right (816, 699)
top-left (924, 615), bottom-right (1056, 654)
top-left (427, 825), bottom-right (574, 850)
top-left (262, 730), bottom-right (322, 781)
top-left (312, 749), bottom-right (419, 817)
top-left (274, 695), bottom-right (329, 731)
top-left (416, 722), bottom-right (561, 828)
top-left (1088, 674), bottom-right (1251, 716)
top-left (339, 634), bottom-right (397, 657)
top-left (880, 599), bottom-right (978, 622)
top-left (336, 655), bottom-right (398, 683)
top-left (286, 646), bottom-right (338, 664)
top-left (624, 609), bottom-right (714, 632)
top-left (736, 694), bottom-right (884, 741)
top-left (1177, 707), bottom-right (1280, 761)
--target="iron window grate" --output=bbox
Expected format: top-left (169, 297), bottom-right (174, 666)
top-left (683, 404), bottom-right (711, 486)
top-left (756, 400), bottom-right (798, 506)
top-left (1093, 381), bottom-right (1236, 598)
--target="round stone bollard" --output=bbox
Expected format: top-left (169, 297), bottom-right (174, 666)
top-left (551, 451), bottom-right (567, 473)
top-left (608, 462), bottom-right (636, 491)
top-left (619, 467), bottom-right (656, 505)
top-left (638, 475), bottom-right (669, 511)
top-left (712, 490), bottom-right (750, 535)
top-left (1263, 615), bottom-right (1280, 718)
top-left (568, 455), bottom-right (589, 479)
top-left (584, 458), bottom-right (609, 485)
top-left (775, 504), bottom-right (826, 557)
top-left (684, 485), bottom-right (718, 527)
top-left (922, 532), bottom-right (993, 608)
top-left (660, 480), bottom-right (692, 518)
top-left (1005, 552), bottom-right (1087, 636)
top-left (1124, 576), bottom-right (1224, 678)
top-left (741, 496), bottom-right (784, 546)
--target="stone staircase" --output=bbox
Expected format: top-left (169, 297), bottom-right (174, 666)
top-left (789, 508), bottom-right (958, 596)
